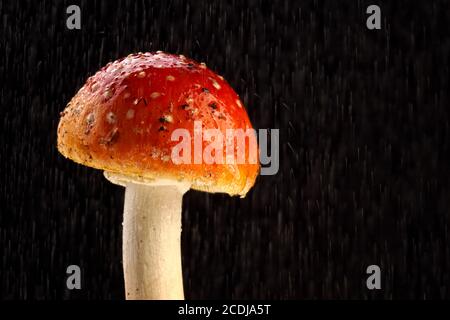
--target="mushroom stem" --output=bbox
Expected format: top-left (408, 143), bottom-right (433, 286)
top-left (122, 182), bottom-right (187, 300)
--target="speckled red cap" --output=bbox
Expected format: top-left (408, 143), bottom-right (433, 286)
top-left (57, 52), bottom-right (259, 196)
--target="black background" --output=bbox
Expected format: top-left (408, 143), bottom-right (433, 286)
top-left (1, 0), bottom-right (450, 299)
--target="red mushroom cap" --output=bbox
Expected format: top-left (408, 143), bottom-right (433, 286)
top-left (57, 52), bottom-right (259, 196)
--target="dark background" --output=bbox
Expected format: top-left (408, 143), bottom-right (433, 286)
top-left (1, 0), bottom-right (449, 299)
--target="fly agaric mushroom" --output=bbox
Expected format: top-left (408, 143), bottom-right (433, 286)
top-left (57, 52), bottom-right (259, 300)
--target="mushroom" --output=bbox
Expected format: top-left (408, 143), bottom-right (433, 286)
top-left (57, 52), bottom-right (259, 299)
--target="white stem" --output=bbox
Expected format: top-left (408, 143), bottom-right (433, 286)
top-left (122, 182), bottom-right (187, 300)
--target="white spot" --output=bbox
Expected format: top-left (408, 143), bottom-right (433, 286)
top-left (133, 98), bottom-right (140, 105)
top-left (91, 82), bottom-right (99, 92)
top-left (137, 71), bottom-right (146, 78)
top-left (179, 54), bottom-right (186, 59)
top-left (190, 108), bottom-right (199, 116)
top-left (162, 114), bottom-right (173, 123)
top-left (150, 147), bottom-right (161, 159)
top-left (103, 89), bottom-right (113, 100)
top-left (150, 92), bottom-right (161, 99)
top-left (218, 75), bottom-right (224, 80)
top-left (161, 155), bottom-right (170, 162)
top-left (209, 77), bottom-right (221, 90)
top-left (106, 111), bottom-right (117, 124)
top-left (166, 75), bottom-right (175, 81)
top-left (236, 100), bottom-right (243, 108)
top-left (86, 113), bottom-right (95, 125)
top-left (186, 98), bottom-right (194, 104)
top-left (126, 109), bottom-right (135, 119)
top-left (156, 50), bottom-right (163, 54)
top-left (73, 104), bottom-right (83, 115)
top-left (200, 62), bottom-right (207, 69)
